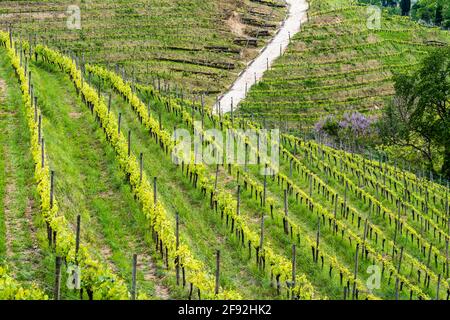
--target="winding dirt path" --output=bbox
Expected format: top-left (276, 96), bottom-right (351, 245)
top-left (216, 0), bottom-right (309, 113)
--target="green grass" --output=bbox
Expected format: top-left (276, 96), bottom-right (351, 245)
top-left (0, 49), bottom-right (49, 291)
top-left (88, 72), bottom-right (377, 299)
top-left (2, 0), bottom-right (449, 298)
top-left (99, 83), bottom-right (276, 299)
top-left (132, 83), bottom-right (448, 298)
top-left (29, 60), bottom-right (172, 299)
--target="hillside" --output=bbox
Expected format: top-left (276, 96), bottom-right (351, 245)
top-left (238, 0), bottom-right (450, 131)
top-left (1, 29), bottom-right (450, 300)
top-left (0, 0), bottom-right (286, 104)
top-left (1, 0), bottom-right (450, 303)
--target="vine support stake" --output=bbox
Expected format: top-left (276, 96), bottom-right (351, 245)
top-left (50, 170), bottom-right (54, 208)
top-left (54, 256), bottom-right (62, 300)
top-left (263, 164), bottom-right (267, 206)
top-left (127, 130), bottom-right (131, 157)
top-left (215, 250), bottom-right (220, 295)
top-left (394, 247), bottom-right (404, 300)
top-left (118, 112), bottom-right (122, 134)
top-left (139, 153), bottom-right (143, 183)
top-left (75, 215), bottom-right (81, 264)
top-left (131, 254), bottom-right (137, 300)
top-left (153, 177), bottom-right (157, 207)
top-left (352, 243), bottom-right (359, 300)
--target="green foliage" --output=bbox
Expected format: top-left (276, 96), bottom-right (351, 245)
top-left (412, 0), bottom-right (450, 28)
top-left (35, 51), bottom-right (242, 299)
top-left (379, 46), bottom-right (450, 177)
top-left (0, 31), bottom-right (131, 300)
top-left (0, 266), bottom-right (48, 300)
top-left (400, 0), bottom-right (411, 16)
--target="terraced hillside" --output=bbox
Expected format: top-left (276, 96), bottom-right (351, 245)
top-left (0, 0), bottom-right (286, 104)
top-left (238, 0), bottom-right (450, 131)
top-left (2, 29), bottom-right (450, 300)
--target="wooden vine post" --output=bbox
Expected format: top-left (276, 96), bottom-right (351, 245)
top-left (283, 189), bottom-right (289, 234)
top-left (139, 153), bottom-right (143, 183)
top-left (54, 256), bottom-right (62, 300)
top-left (127, 130), bottom-right (131, 157)
top-left (352, 243), bottom-right (359, 300)
top-left (215, 250), bottom-right (220, 295)
top-left (394, 247), bottom-right (404, 300)
top-left (75, 215), bottom-right (81, 263)
top-left (108, 93), bottom-right (111, 114)
top-left (153, 177), bottom-right (157, 207)
top-left (131, 254), bottom-right (137, 300)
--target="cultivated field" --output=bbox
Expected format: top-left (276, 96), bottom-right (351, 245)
top-left (238, 0), bottom-right (450, 131)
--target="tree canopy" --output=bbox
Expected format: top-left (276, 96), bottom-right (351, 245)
top-left (379, 46), bottom-right (450, 177)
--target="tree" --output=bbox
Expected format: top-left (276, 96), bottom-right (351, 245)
top-left (401, 0), bottom-right (412, 16)
top-left (379, 47), bottom-right (450, 178)
top-left (435, 2), bottom-right (443, 25)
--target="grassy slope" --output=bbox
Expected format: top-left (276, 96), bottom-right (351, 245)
top-left (3, 42), bottom-right (449, 298)
top-left (238, 0), bottom-right (450, 131)
top-left (88, 72), bottom-right (376, 299)
top-left (174, 105), bottom-right (398, 298)
top-left (131, 79), bottom-right (448, 298)
top-left (29, 60), bottom-right (173, 299)
top-left (0, 0), bottom-right (286, 104)
top-left (100, 84), bottom-right (275, 299)
top-left (0, 50), bottom-right (49, 290)
top-left (30, 57), bottom-right (279, 299)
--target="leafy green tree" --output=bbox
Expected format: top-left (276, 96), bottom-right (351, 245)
top-left (401, 0), bottom-right (411, 16)
top-left (411, 0), bottom-right (450, 27)
top-left (435, 2), bottom-right (443, 25)
top-left (379, 47), bottom-right (450, 177)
